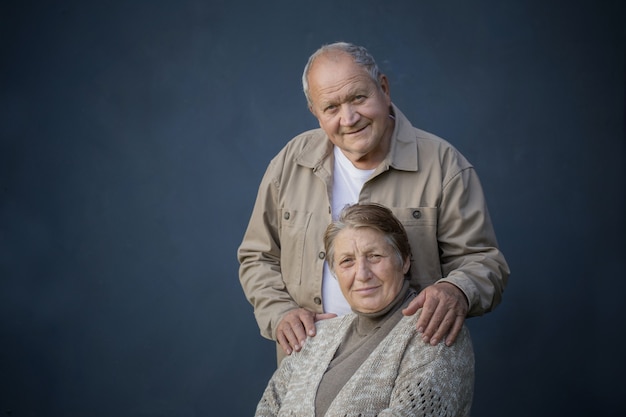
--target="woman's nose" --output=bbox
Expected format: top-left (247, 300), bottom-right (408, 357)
top-left (355, 257), bottom-right (371, 281)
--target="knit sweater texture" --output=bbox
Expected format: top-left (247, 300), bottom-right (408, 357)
top-left (255, 311), bottom-right (474, 416)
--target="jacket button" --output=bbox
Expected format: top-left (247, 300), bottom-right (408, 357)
top-left (318, 251), bottom-right (325, 259)
top-left (314, 297), bottom-right (322, 305)
top-left (412, 210), bottom-right (421, 219)
top-left (284, 212), bottom-right (290, 220)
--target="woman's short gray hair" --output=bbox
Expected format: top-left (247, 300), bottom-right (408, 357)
top-left (302, 42), bottom-right (382, 107)
top-left (324, 203), bottom-right (412, 276)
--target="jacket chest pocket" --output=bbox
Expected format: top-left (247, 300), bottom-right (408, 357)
top-left (389, 207), bottom-right (441, 285)
top-left (279, 209), bottom-right (312, 285)
top-left (391, 206), bottom-right (438, 253)
top-left (390, 207), bottom-right (437, 227)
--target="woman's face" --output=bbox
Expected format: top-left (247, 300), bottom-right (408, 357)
top-left (332, 227), bottom-right (410, 313)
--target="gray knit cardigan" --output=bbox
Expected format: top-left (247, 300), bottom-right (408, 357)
top-left (255, 311), bottom-right (474, 416)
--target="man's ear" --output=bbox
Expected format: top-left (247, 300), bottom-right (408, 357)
top-left (379, 74), bottom-right (391, 100)
top-left (308, 105), bottom-right (323, 127)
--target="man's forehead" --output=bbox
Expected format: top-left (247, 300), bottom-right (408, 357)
top-left (311, 50), bottom-right (355, 70)
top-left (309, 59), bottom-right (371, 92)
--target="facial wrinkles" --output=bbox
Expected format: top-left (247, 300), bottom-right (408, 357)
top-left (309, 54), bottom-right (372, 111)
top-left (334, 227), bottom-right (406, 314)
top-left (329, 96), bottom-right (374, 141)
top-left (352, 243), bottom-right (376, 285)
top-left (336, 231), bottom-right (384, 287)
top-left (318, 70), bottom-right (366, 98)
top-left (309, 54), bottom-right (392, 169)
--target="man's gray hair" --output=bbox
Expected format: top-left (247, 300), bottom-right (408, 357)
top-left (301, 42), bottom-right (382, 107)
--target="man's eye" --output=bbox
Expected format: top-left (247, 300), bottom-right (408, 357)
top-left (353, 95), bottom-right (366, 103)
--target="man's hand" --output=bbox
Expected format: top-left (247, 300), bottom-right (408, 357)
top-left (402, 282), bottom-right (469, 346)
top-left (276, 308), bottom-right (337, 355)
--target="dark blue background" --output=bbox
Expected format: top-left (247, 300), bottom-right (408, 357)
top-left (1, 0), bottom-right (624, 415)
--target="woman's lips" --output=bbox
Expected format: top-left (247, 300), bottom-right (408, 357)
top-left (353, 285), bottom-right (380, 295)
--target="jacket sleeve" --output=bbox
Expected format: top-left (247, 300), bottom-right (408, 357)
top-left (437, 165), bottom-right (510, 316)
top-left (379, 327), bottom-right (475, 416)
top-left (237, 155), bottom-right (299, 340)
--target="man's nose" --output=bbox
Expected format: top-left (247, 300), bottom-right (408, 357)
top-left (339, 104), bottom-right (359, 127)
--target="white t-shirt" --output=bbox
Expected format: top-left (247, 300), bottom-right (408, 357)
top-left (322, 146), bottom-right (375, 316)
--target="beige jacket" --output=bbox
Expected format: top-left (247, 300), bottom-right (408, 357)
top-left (238, 104), bottom-right (509, 342)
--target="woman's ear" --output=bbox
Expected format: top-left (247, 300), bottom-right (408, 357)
top-left (402, 256), bottom-right (411, 274)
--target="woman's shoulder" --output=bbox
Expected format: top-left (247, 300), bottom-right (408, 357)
top-left (315, 314), bottom-right (355, 335)
top-left (285, 315), bottom-right (355, 365)
top-left (395, 310), bottom-right (472, 352)
top-left (399, 311), bottom-right (474, 366)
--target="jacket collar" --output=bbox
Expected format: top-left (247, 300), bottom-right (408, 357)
top-left (294, 129), bottom-right (333, 169)
top-left (386, 103), bottom-right (419, 172)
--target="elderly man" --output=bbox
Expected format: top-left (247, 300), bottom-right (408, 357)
top-left (238, 42), bottom-right (509, 362)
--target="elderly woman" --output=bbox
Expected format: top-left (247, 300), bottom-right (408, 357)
top-left (255, 203), bottom-right (474, 416)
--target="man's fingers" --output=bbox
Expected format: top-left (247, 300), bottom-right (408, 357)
top-left (314, 313), bottom-right (337, 321)
top-left (444, 314), bottom-right (465, 346)
top-left (426, 309), bottom-right (457, 345)
top-left (284, 321), bottom-right (307, 352)
top-left (276, 329), bottom-right (293, 355)
top-left (291, 320), bottom-right (307, 341)
top-left (412, 282), bottom-right (469, 345)
top-left (415, 295), bottom-right (438, 334)
top-left (299, 312), bottom-right (317, 337)
top-left (276, 308), bottom-right (320, 354)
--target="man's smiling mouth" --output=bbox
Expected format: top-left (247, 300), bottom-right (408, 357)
top-left (343, 124), bottom-right (369, 135)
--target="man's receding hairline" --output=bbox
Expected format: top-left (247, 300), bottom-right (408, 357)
top-left (308, 49), bottom-right (355, 75)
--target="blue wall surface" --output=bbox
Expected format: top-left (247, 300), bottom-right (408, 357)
top-left (1, 1), bottom-right (624, 416)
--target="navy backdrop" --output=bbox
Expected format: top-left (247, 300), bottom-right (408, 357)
top-left (1, 0), bottom-right (624, 416)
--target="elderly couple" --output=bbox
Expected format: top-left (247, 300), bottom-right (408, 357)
top-left (238, 42), bottom-right (509, 416)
